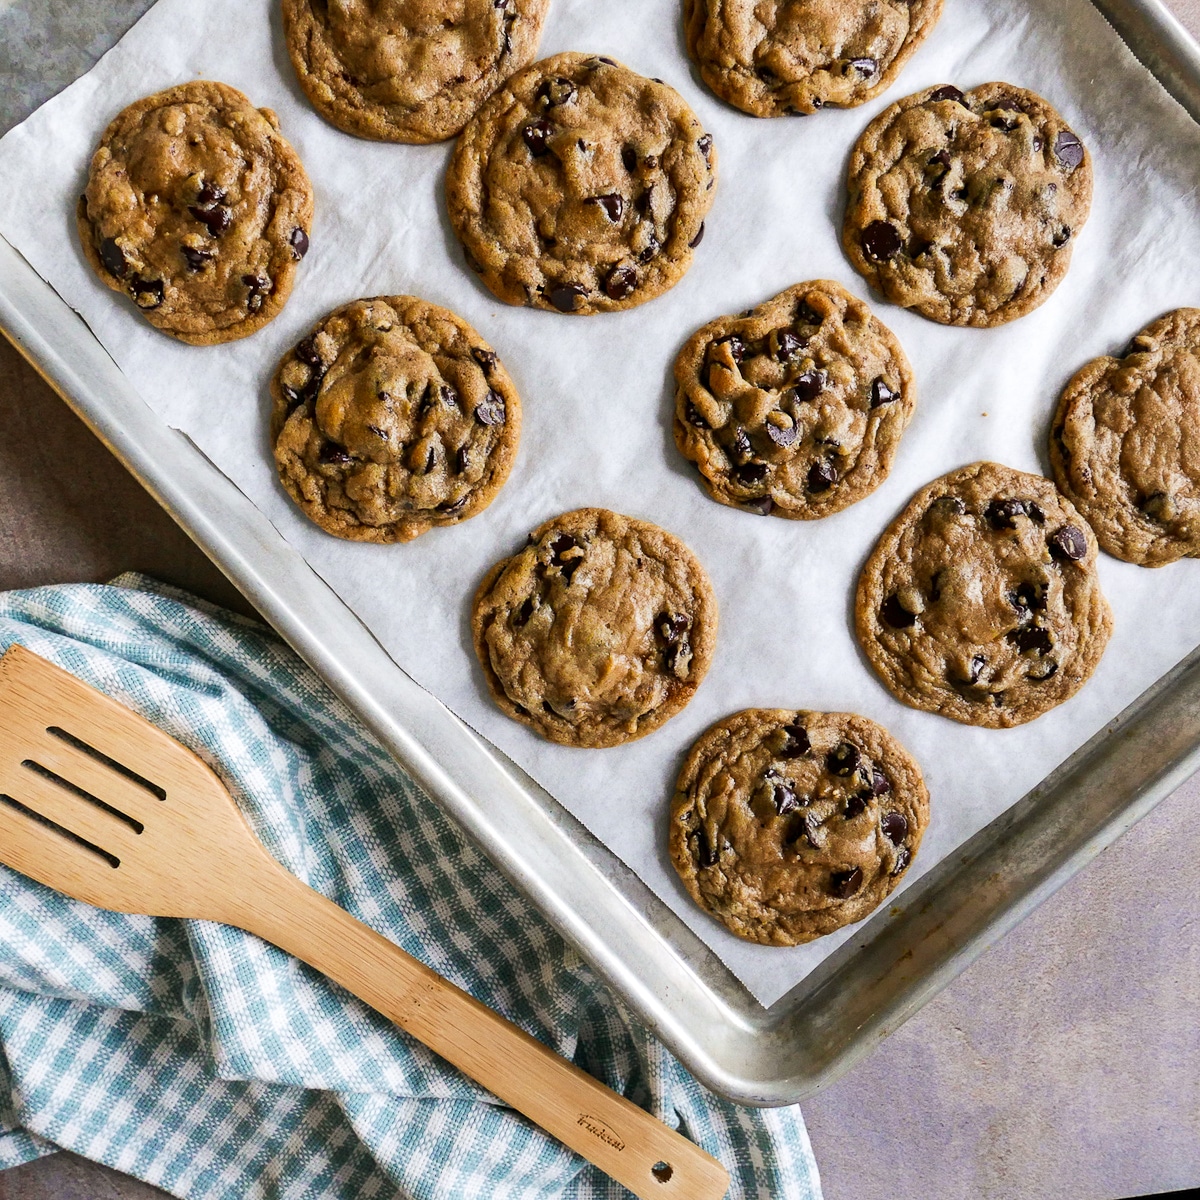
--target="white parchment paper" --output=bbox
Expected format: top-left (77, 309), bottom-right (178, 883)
top-left (3, 0), bottom-right (1200, 1007)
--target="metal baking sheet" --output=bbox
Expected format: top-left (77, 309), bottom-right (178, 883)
top-left (3, 0), bottom-right (1200, 1105)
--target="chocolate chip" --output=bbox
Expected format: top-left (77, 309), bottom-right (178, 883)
top-left (130, 277), bottom-right (163, 308)
top-left (456, 446), bottom-right (469, 473)
top-left (605, 265), bottom-right (636, 301)
top-left (881, 811), bottom-right (908, 844)
top-left (1052, 226), bottom-right (1072, 247)
top-left (622, 145), bottom-right (638, 171)
top-left (789, 369), bottom-right (826, 403)
top-left (597, 56), bottom-right (616, 66)
top-left (366, 424), bottom-right (389, 441)
top-left (684, 400), bottom-right (709, 429)
top-left (807, 460), bottom-right (837, 493)
top-left (643, 154), bottom-right (659, 170)
top-left (472, 347), bottom-right (498, 372)
top-left (990, 115), bottom-right (1019, 132)
top-left (1011, 582), bottom-right (1047, 612)
top-left (523, 119), bottom-right (553, 156)
top-left (548, 282), bottom-right (587, 312)
top-left (689, 222), bottom-right (706, 249)
top-left (848, 57), bottom-right (877, 75)
top-left (515, 596), bottom-right (536, 627)
top-left (196, 181), bottom-right (226, 206)
top-left (831, 867), bottom-right (863, 898)
top-left (881, 594), bottom-right (917, 629)
top-left (696, 828), bottom-right (718, 867)
top-left (549, 532), bottom-right (578, 563)
top-left (474, 391), bottom-right (506, 426)
top-left (986, 498), bottom-right (1026, 529)
top-left (655, 612), bottom-right (690, 644)
top-left (697, 133), bottom-right (713, 160)
top-left (861, 221), bottom-right (902, 262)
top-left (715, 334), bottom-right (746, 363)
top-left (99, 237), bottom-right (127, 278)
top-left (775, 330), bottom-right (803, 360)
top-left (871, 767), bottom-right (891, 795)
top-left (537, 77), bottom-right (575, 106)
top-left (1008, 625), bottom-right (1053, 655)
top-left (319, 441), bottom-right (352, 464)
top-left (440, 384), bottom-right (460, 408)
top-left (745, 497), bottom-right (774, 515)
top-left (1054, 130), bottom-right (1084, 169)
top-left (731, 426), bottom-right (753, 460)
top-left (827, 742), bottom-right (861, 776)
top-left (1049, 524), bottom-right (1087, 561)
top-left (735, 462), bottom-right (768, 485)
top-left (189, 203), bottom-right (231, 236)
top-left (779, 722), bottom-right (810, 759)
top-left (891, 847), bottom-right (912, 876)
top-left (929, 85), bottom-right (965, 104)
top-left (967, 654), bottom-right (986, 684)
top-left (1026, 502), bottom-right (1046, 525)
top-left (796, 300), bottom-right (822, 326)
top-left (870, 378), bottom-right (898, 408)
top-left (589, 194), bottom-right (624, 221)
top-left (771, 777), bottom-right (800, 816)
top-left (930, 495), bottom-right (966, 518)
top-left (289, 227), bottom-right (309, 259)
top-left (637, 233), bottom-right (661, 263)
top-left (765, 417), bottom-right (797, 448)
top-left (295, 336), bottom-right (322, 367)
top-left (422, 446), bottom-right (437, 473)
top-left (1028, 660), bottom-right (1059, 682)
top-left (242, 274), bottom-right (270, 312)
top-left (844, 794), bottom-right (867, 819)
top-left (181, 245), bottom-right (212, 271)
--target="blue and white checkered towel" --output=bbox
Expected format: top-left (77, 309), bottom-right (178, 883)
top-left (0, 574), bottom-right (822, 1200)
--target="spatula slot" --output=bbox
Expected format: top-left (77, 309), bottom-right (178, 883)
top-left (20, 760), bottom-right (145, 835)
top-left (45, 726), bottom-right (167, 801)
top-left (0, 792), bottom-right (120, 869)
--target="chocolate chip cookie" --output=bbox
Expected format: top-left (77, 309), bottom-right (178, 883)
top-left (78, 81), bottom-right (313, 344)
top-left (684, 0), bottom-right (945, 118)
top-left (674, 279), bottom-right (915, 519)
top-left (271, 296), bottom-right (521, 542)
top-left (472, 508), bottom-right (718, 747)
top-left (843, 83), bottom-right (1092, 327)
top-left (446, 52), bottom-right (716, 314)
top-left (670, 708), bottom-right (927, 946)
top-left (282, 0), bottom-right (552, 143)
top-left (856, 462), bottom-right (1112, 728)
top-left (1050, 309), bottom-right (1200, 568)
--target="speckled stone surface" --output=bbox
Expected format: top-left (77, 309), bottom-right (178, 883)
top-left (1, 3), bottom-right (1199, 1199)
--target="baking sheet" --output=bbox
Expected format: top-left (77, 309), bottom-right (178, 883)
top-left (2, 0), bottom-right (1199, 1008)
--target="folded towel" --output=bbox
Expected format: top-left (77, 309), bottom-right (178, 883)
top-left (0, 575), bottom-right (821, 1200)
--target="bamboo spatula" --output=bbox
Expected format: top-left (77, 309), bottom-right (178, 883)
top-left (0, 644), bottom-right (729, 1200)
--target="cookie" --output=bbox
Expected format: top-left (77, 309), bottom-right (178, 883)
top-left (1050, 309), bottom-right (1200, 568)
top-left (856, 462), bottom-right (1112, 728)
top-left (670, 708), bottom-right (927, 946)
top-left (472, 508), bottom-right (718, 747)
top-left (282, 0), bottom-right (552, 144)
top-left (684, 0), bottom-right (944, 118)
top-left (673, 280), bottom-right (915, 519)
top-left (446, 52), bottom-right (716, 314)
top-left (843, 83), bottom-right (1092, 327)
top-left (271, 296), bottom-right (521, 543)
top-left (78, 81), bottom-right (313, 345)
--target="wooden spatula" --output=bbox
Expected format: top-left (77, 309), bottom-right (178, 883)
top-left (0, 644), bottom-right (729, 1200)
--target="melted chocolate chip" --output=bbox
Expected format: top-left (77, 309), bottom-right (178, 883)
top-left (319, 441), bottom-right (352, 464)
top-left (696, 828), bottom-right (719, 867)
top-left (537, 77), bottom-right (576, 106)
top-left (765, 418), bottom-right (797, 448)
top-left (986, 498), bottom-right (1026, 529)
top-left (440, 384), bottom-right (460, 408)
top-left (474, 391), bottom-right (506, 426)
top-left (1026, 502), bottom-right (1046, 525)
top-left (716, 334), bottom-right (746, 363)
top-left (844, 794), bottom-right (867, 819)
top-left (930, 495), bottom-right (966, 518)
top-left (779, 722), bottom-right (810, 759)
top-left (698, 133), bottom-right (713, 160)
top-left (1011, 582), bottom-right (1047, 612)
top-left (130, 277), bottom-right (163, 308)
top-left (881, 594), bottom-right (917, 629)
top-left (891, 847), bottom-right (912, 876)
top-left (181, 245), bottom-right (212, 271)
top-left (929, 84), bottom-right (965, 104)
top-left (547, 282), bottom-right (587, 312)
top-left (968, 654), bottom-right (986, 685)
top-left (456, 446), bottom-right (470, 474)
top-left (735, 461), bottom-right (768, 485)
top-left (831, 867), bottom-right (863, 899)
top-left (796, 300), bottom-right (822, 325)
top-left (196, 181), bottom-right (226, 206)
top-left (472, 348), bottom-right (498, 373)
top-left (605, 265), bottom-right (636, 301)
top-left (881, 811), bottom-right (908, 844)
top-left (789, 369), bottom-right (827, 404)
top-left (871, 767), bottom-right (891, 796)
top-left (771, 777), bottom-right (800, 816)
top-left (745, 496), bottom-right (774, 516)
top-left (827, 742), bottom-right (861, 776)
top-left (289, 227), bottom-right (309, 259)
top-left (861, 221), bottom-right (902, 262)
top-left (848, 57), bottom-right (877, 76)
top-left (589, 194), bottom-right (624, 221)
top-left (189, 203), bottom-right (231, 236)
top-left (684, 400), bottom-right (710, 429)
top-left (523, 119), bottom-right (553, 156)
top-left (656, 612), bottom-right (690, 644)
top-left (1054, 130), bottom-right (1084, 169)
top-left (689, 222), bottom-right (706, 249)
top-left (366, 424), bottom-right (389, 441)
top-left (870, 378), bottom-right (898, 408)
top-left (807, 460), bottom-right (837, 493)
top-left (1008, 625), bottom-right (1053, 655)
top-left (99, 237), bottom-right (127, 278)
top-left (1049, 524), bottom-right (1087, 561)
top-left (515, 595), bottom-right (536, 627)
top-left (990, 114), bottom-right (1019, 132)
top-left (243, 274), bottom-right (270, 312)
top-left (775, 330), bottom-right (803, 360)
top-left (621, 145), bottom-right (638, 172)
top-left (637, 233), bottom-right (661, 263)
top-left (295, 336), bottom-right (322, 367)
top-left (1028, 659), bottom-right (1059, 682)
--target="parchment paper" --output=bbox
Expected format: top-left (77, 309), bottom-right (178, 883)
top-left (3, 0), bottom-right (1200, 1007)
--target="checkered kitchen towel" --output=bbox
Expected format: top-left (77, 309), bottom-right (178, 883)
top-left (0, 575), bottom-right (822, 1200)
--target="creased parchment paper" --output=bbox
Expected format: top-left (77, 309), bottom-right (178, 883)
top-left (3, 0), bottom-right (1200, 1007)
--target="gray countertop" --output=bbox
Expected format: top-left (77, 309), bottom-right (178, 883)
top-left (1, 3), bottom-right (1198, 1198)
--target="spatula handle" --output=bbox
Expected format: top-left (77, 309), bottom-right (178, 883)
top-left (238, 859), bottom-right (729, 1200)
